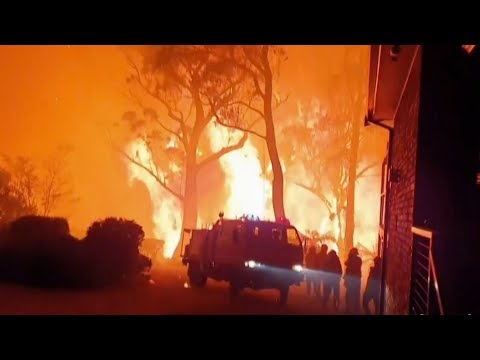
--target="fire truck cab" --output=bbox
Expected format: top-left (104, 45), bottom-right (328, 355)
top-left (181, 213), bottom-right (305, 305)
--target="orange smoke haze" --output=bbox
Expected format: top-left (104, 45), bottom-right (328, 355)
top-left (0, 45), bottom-right (151, 237)
top-left (0, 45), bottom-right (386, 254)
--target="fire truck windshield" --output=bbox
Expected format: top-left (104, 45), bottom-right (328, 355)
top-left (247, 222), bottom-right (302, 247)
top-left (286, 227), bottom-right (302, 246)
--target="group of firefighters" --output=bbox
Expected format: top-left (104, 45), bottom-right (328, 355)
top-left (304, 244), bottom-right (381, 314)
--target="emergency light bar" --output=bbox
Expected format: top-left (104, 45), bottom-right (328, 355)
top-left (240, 214), bottom-right (261, 221)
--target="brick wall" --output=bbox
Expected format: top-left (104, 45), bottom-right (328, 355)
top-left (412, 46), bottom-right (480, 313)
top-left (384, 48), bottom-right (422, 315)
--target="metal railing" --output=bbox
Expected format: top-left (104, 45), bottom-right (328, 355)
top-left (409, 226), bottom-right (444, 315)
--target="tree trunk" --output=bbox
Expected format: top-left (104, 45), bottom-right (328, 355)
top-left (344, 117), bottom-right (361, 257)
top-left (263, 59), bottom-right (286, 220)
top-left (335, 203), bottom-right (343, 236)
top-left (172, 150), bottom-right (198, 259)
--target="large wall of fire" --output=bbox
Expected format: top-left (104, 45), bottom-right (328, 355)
top-left (0, 45), bottom-right (387, 260)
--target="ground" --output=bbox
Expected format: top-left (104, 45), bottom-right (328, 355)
top-left (0, 259), bottom-right (363, 315)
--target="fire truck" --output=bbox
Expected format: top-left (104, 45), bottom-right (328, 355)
top-left (181, 213), bottom-right (305, 305)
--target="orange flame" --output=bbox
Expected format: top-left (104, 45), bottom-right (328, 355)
top-left (125, 139), bottom-right (182, 259)
top-left (125, 102), bottom-right (381, 260)
top-left (206, 122), bottom-right (273, 220)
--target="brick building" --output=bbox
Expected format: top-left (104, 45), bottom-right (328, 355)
top-left (366, 45), bottom-right (480, 314)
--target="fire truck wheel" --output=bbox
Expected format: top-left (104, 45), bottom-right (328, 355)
top-left (278, 285), bottom-right (290, 306)
top-left (188, 263), bottom-right (207, 287)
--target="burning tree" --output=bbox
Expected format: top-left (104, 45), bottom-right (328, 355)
top-left (281, 100), bottom-right (348, 238)
top-left (215, 45), bottom-right (289, 220)
top-left (38, 146), bottom-right (76, 217)
top-left (1, 156), bottom-right (38, 216)
top-left (280, 46), bottom-right (384, 257)
top-left (0, 147), bottom-right (76, 221)
top-left (120, 46), bottom-right (256, 257)
top-left (0, 166), bottom-right (33, 224)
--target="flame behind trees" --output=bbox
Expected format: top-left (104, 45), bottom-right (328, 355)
top-left (215, 45), bottom-right (289, 220)
top-left (119, 45), bottom-right (385, 259)
top-left (120, 46), bottom-right (262, 256)
top-left (280, 47), bottom-right (385, 257)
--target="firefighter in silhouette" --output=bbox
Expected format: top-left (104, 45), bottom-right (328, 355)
top-left (305, 245), bottom-right (317, 296)
top-left (314, 244), bottom-right (329, 298)
top-left (363, 256), bottom-right (382, 315)
top-left (344, 247), bottom-right (362, 314)
top-left (323, 249), bottom-right (342, 310)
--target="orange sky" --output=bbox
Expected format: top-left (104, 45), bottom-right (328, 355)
top-left (0, 45), bottom-right (374, 237)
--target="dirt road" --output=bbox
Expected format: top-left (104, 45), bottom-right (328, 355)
top-left (0, 260), bottom-right (343, 315)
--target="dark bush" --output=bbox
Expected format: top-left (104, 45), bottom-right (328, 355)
top-left (0, 216), bottom-right (151, 289)
top-left (83, 217), bottom-right (147, 286)
top-left (0, 216), bottom-right (81, 287)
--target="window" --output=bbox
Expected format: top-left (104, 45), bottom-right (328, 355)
top-left (233, 225), bottom-right (243, 244)
top-left (477, 152), bottom-right (479, 187)
top-left (271, 228), bottom-right (281, 242)
top-left (286, 228), bottom-right (301, 246)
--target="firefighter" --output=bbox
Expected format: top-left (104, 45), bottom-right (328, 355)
top-left (323, 249), bottom-right (342, 310)
top-left (305, 245), bottom-right (317, 296)
top-left (363, 256), bottom-right (382, 315)
top-left (314, 244), bottom-right (329, 299)
top-left (344, 248), bottom-right (362, 314)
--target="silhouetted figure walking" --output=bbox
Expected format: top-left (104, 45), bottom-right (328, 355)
top-left (305, 245), bottom-right (317, 296)
top-left (314, 244), bottom-right (328, 299)
top-left (323, 250), bottom-right (342, 310)
top-left (363, 256), bottom-right (381, 315)
top-left (344, 248), bottom-right (362, 314)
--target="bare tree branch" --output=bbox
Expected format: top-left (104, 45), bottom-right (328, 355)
top-left (231, 100), bottom-right (264, 118)
top-left (128, 60), bottom-right (186, 124)
top-left (356, 161), bottom-right (380, 179)
top-left (105, 127), bottom-right (184, 201)
top-left (243, 48), bottom-right (266, 75)
top-left (119, 149), bottom-right (184, 201)
top-left (185, 102), bottom-right (194, 124)
top-left (235, 50), bottom-right (265, 98)
top-left (293, 181), bottom-right (334, 214)
top-left (128, 89), bottom-right (185, 147)
top-left (214, 115), bottom-right (266, 140)
top-left (142, 137), bottom-right (162, 178)
top-left (197, 132), bottom-right (248, 170)
top-left (273, 92), bottom-right (290, 110)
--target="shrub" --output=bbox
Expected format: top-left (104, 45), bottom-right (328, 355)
top-left (0, 216), bottom-right (151, 289)
top-left (0, 216), bottom-right (81, 287)
top-left (83, 217), bottom-right (146, 286)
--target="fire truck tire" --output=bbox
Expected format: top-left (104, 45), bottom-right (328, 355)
top-left (188, 262), bottom-right (207, 287)
top-left (278, 285), bottom-right (290, 306)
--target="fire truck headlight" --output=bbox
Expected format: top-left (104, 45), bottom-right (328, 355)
top-left (245, 260), bottom-right (264, 268)
top-left (292, 264), bottom-right (303, 272)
